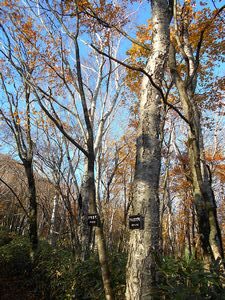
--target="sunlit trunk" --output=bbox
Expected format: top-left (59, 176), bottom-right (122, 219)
top-left (87, 151), bottom-right (114, 300)
top-left (79, 160), bottom-right (91, 260)
top-left (49, 194), bottom-right (59, 247)
top-left (126, 1), bottom-right (172, 298)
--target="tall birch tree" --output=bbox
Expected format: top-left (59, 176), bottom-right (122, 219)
top-left (126, 1), bottom-right (173, 299)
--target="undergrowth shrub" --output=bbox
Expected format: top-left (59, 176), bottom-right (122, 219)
top-left (0, 234), bottom-right (31, 276)
top-left (33, 242), bottom-right (76, 299)
top-left (110, 251), bottom-right (127, 298)
top-left (33, 245), bottom-right (126, 300)
top-left (0, 229), bottom-right (16, 247)
top-left (158, 255), bottom-right (225, 299)
top-left (0, 231), bottom-right (126, 299)
top-left (2, 230), bottom-right (224, 299)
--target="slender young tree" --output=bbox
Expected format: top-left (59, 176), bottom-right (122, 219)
top-left (169, 0), bottom-right (225, 264)
top-left (0, 75), bottom-right (38, 254)
top-left (0, 1), bottom-right (128, 298)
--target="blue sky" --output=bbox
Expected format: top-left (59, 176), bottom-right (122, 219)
top-left (0, 0), bottom-right (224, 155)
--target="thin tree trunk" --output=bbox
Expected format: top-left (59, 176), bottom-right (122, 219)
top-left (24, 160), bottom-right (38, 253)
top-left (79, 160), bottom-right (91, 260)
top-left (49, 194), bottom-right (59, 247)
top-left (126, 1), bottom-right (172, 299)
top-left (87, 154), bottom-right (114, 300)
top-left (169, 45), bottom-right (224, 264)
top-left (18, 215), bottom-right (26, 235)
top-left (188, 106), bottom-right (224, 263)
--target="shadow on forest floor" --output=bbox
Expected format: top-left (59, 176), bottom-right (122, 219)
top-left (0, 275), bottom-right (38, 300)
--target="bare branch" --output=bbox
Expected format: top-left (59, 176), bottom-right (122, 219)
top-left (187, 5), bottom-right (225, 87)
top-left (91, 44), bottom-right (190, 125)
top-left (0, 177), bottom-right (29, 217)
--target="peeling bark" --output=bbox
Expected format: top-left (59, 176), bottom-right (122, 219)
top-left (126, 1), bottom-right (173, 299)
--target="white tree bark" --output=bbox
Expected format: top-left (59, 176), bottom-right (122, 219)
top-left (126, 1), bottom-right (172, 299)
top-left (49, 194), bottom-right (59, 247)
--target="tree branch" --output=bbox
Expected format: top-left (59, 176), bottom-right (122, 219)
top-left (188, 4), bottom-right (225, 87)
top-left (81, 5), bottom-right (151, 52)
top-left (91, 43), bottom-right (190, 125)
top-left (0, 177), bottom-right (29, 217)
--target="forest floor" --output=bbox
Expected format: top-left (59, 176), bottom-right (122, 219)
top-left (0, 275), bottom-right (38, 300)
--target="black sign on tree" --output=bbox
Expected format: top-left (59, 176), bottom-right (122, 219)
top-left (88, 214), bottom-right (100, 227)
top-left (129, 214), bottom-right (144, 230)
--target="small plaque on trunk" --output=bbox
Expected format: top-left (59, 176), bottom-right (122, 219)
top-left (88, 214), bottom-right (100, 227)
top-left (129, 215), bottom-right (144, 230)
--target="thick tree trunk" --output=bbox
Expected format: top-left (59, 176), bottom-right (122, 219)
top-left (24, 160), bottom-right (38, 253)
top-left (126, 1), bottom-right (172, 299)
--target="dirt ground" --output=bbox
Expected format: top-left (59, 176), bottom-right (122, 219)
top-left (0, 276), bottom-right (38, 300)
